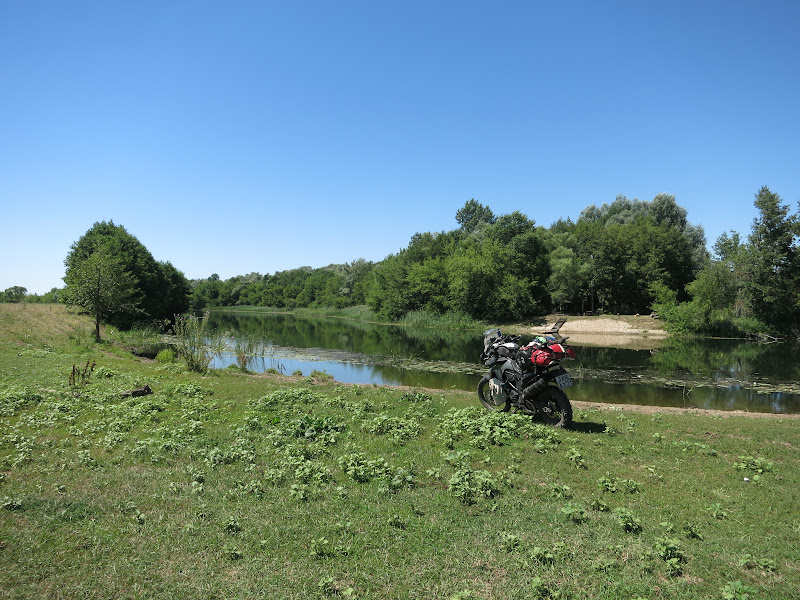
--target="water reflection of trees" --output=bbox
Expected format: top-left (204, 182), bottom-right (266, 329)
top-left (650, 338), bottom-right (800, 382)
top-left (572, 379), bottom-right (797, 413)
top-left (207, 311), bottom-right (483, 363)
top-left (573, 345), bottom-right (652, 370)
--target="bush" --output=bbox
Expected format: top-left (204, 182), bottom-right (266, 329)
top-left (155, 348), bottom-right (176, 363)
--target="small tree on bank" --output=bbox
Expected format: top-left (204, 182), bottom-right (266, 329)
top-left (62, 246), bottom-right (140, 341)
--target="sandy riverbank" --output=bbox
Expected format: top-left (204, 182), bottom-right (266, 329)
top-left (519, 315), bottom-right (668, 349)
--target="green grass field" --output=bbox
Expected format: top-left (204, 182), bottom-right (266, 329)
top-left (1, 304), bottom-right (798, 599)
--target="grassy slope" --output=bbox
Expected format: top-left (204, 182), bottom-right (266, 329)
top-left (1, 305), bottom-right (798, 599)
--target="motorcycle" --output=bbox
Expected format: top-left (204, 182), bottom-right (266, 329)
top-left (477, 320), bottom-right (576, 428)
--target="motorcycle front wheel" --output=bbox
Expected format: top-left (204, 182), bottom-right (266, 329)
top-left (530, 386), bottom-right (572, 428)
top-left (477, 378), bottom-right (510, 412)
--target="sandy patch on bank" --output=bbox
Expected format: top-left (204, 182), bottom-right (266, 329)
top-left (556, 317), bottom-right (666, 336)
top-left (518, 316), bottom-right (668, 349)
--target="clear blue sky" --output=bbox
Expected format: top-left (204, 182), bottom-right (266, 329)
top-left (2, 1), bottom-right (798, 294)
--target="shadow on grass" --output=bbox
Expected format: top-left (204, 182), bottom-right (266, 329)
top-left (569, 421), bottom-right (607, 434)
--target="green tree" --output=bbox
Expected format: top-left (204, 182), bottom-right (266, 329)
top-left (3, 286), bottom-right (27, 303)
top-left (62, 246), bottom-right (140, 341)
top-left (669, 231), bottom-right (750, 334)
top-left (578, 194), bottom-right (707, 276)
top-left (650, 187), bottom-right (800, 336)
top-left (684, 261), bottom-right (739, 333)
top-left (489, 211), bottom-right (534, 243)
top-left (445, 241), bottom-right (500, 319)
top-left (41, 288), bottom-right (62, 303)
top-left (64, 221), bottom-right (190, 326)
top-left (547, 246), bottom-right (586, 313)
top-left (407, 259), bottom-right (448, 313)
top-left (579, 217), bottom-right (694, 314)
top-left (543, 220), bottom-right (593, 313)
top-left (743, 186), bottom-right (800, 332)
top-left (366, 253), bottom-right (411, 320)
top-left (159, 261), bottom-right (191, 318)
top-left (455, 199), bottom-right (495, 234)
top-left (190, 277), bottom-right (222, 310)
top-left (365, 205), bottom-right (551, 322)
top-left (335, 258), bottom-right (374, 305)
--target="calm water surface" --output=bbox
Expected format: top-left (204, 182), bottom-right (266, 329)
top-left (208, 311), bottom-right (800, 414)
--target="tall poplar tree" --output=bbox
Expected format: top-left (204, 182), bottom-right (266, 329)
top-left (745, 186), bottom-right (800, 333)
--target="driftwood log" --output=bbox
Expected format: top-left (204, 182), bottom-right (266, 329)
top-left (745, 332), bottom-right (784, 343)
top-left (119, 384), bottom-right (153, 398)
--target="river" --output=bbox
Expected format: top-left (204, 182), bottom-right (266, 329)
top-left (207, 311), bottom-right (800, 414)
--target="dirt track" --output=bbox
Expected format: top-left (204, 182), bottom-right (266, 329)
top-left (571, 400), bottom-right (800, 419)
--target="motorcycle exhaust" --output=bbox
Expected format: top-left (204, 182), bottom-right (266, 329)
top-left (521, 376), bottom-right (547, 400)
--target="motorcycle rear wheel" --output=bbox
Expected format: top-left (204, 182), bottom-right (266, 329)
top-left (530, 386), bottom-right (572, 428)
top-left (477, 378), bottom-right (510, 412)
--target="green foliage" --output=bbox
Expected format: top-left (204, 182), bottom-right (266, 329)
top-left (2, 286), bottom-right (28, 303)
top-left (565, 447), bottom-right (586, 469)
top-left (744, 186), bottom-right (800, 333)
top-left (232, 333), bottom-right (261, 372)
top-left (191, 261), bottom-right (373, 311)
top-left (361, 413), bottom-right (421, 446)
top-left (734, 455), bottom-right (774, 475)
top-left (398, 309), bottom-right (479, 330)
top-left (563, 194), bottom-right (708, 314)
top-left (436, 406), bottom-right (559, 450)
top-left (0, 386), bottom-right (44, 417)
top-left (653, 186), bottom-right (800, 336)
top-left (2, 496), bottom-right (24, 511)
top-left (172, 186), bottom-right (798, 335)
top-left (64, 221), bottom-right (189, 328)
top-left (62, 245), bottom-right (141, 341)
top-left (364, 207), bottom-right (551, 321)
top-left (63, 221), bottom-right (190, 329)
top-left (529, 577), bottom-right (557, 600)
top-left (447, 465), bottom-right (500, 505)
top-left (251, 387), bottom-right (324, 409)
top-left (3, 306), bottom-right (800, 598)
top-left (706, 502), bottom-right (729, 520)
top-left (547, 245), bottom-right (588, 313)
top-left (613, 508), bottom-right (642, 533)
top-left (308, 370), bottom-right (334, 381)
top-left (456, 198), bottom-right (495, 234)
top-left (738, 553), bottom-right (776, 572)
top-left (721, 581), bottom-right (757, 600)
top-left (653, 536), bottom-right (688, 575)
top-left (561, 502), bottom-right (589, 523)
top-left (223, 544), bottom-right (243, 561)
top-left (580, 216), bottom-right (696, 314)
top-left (597, 474), bottom-right (641, 494)
top-left (155, 348), bottom-right (176, 363)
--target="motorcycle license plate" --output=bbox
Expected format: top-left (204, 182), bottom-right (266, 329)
top-left (555, 373), bottom-right (573, 389)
